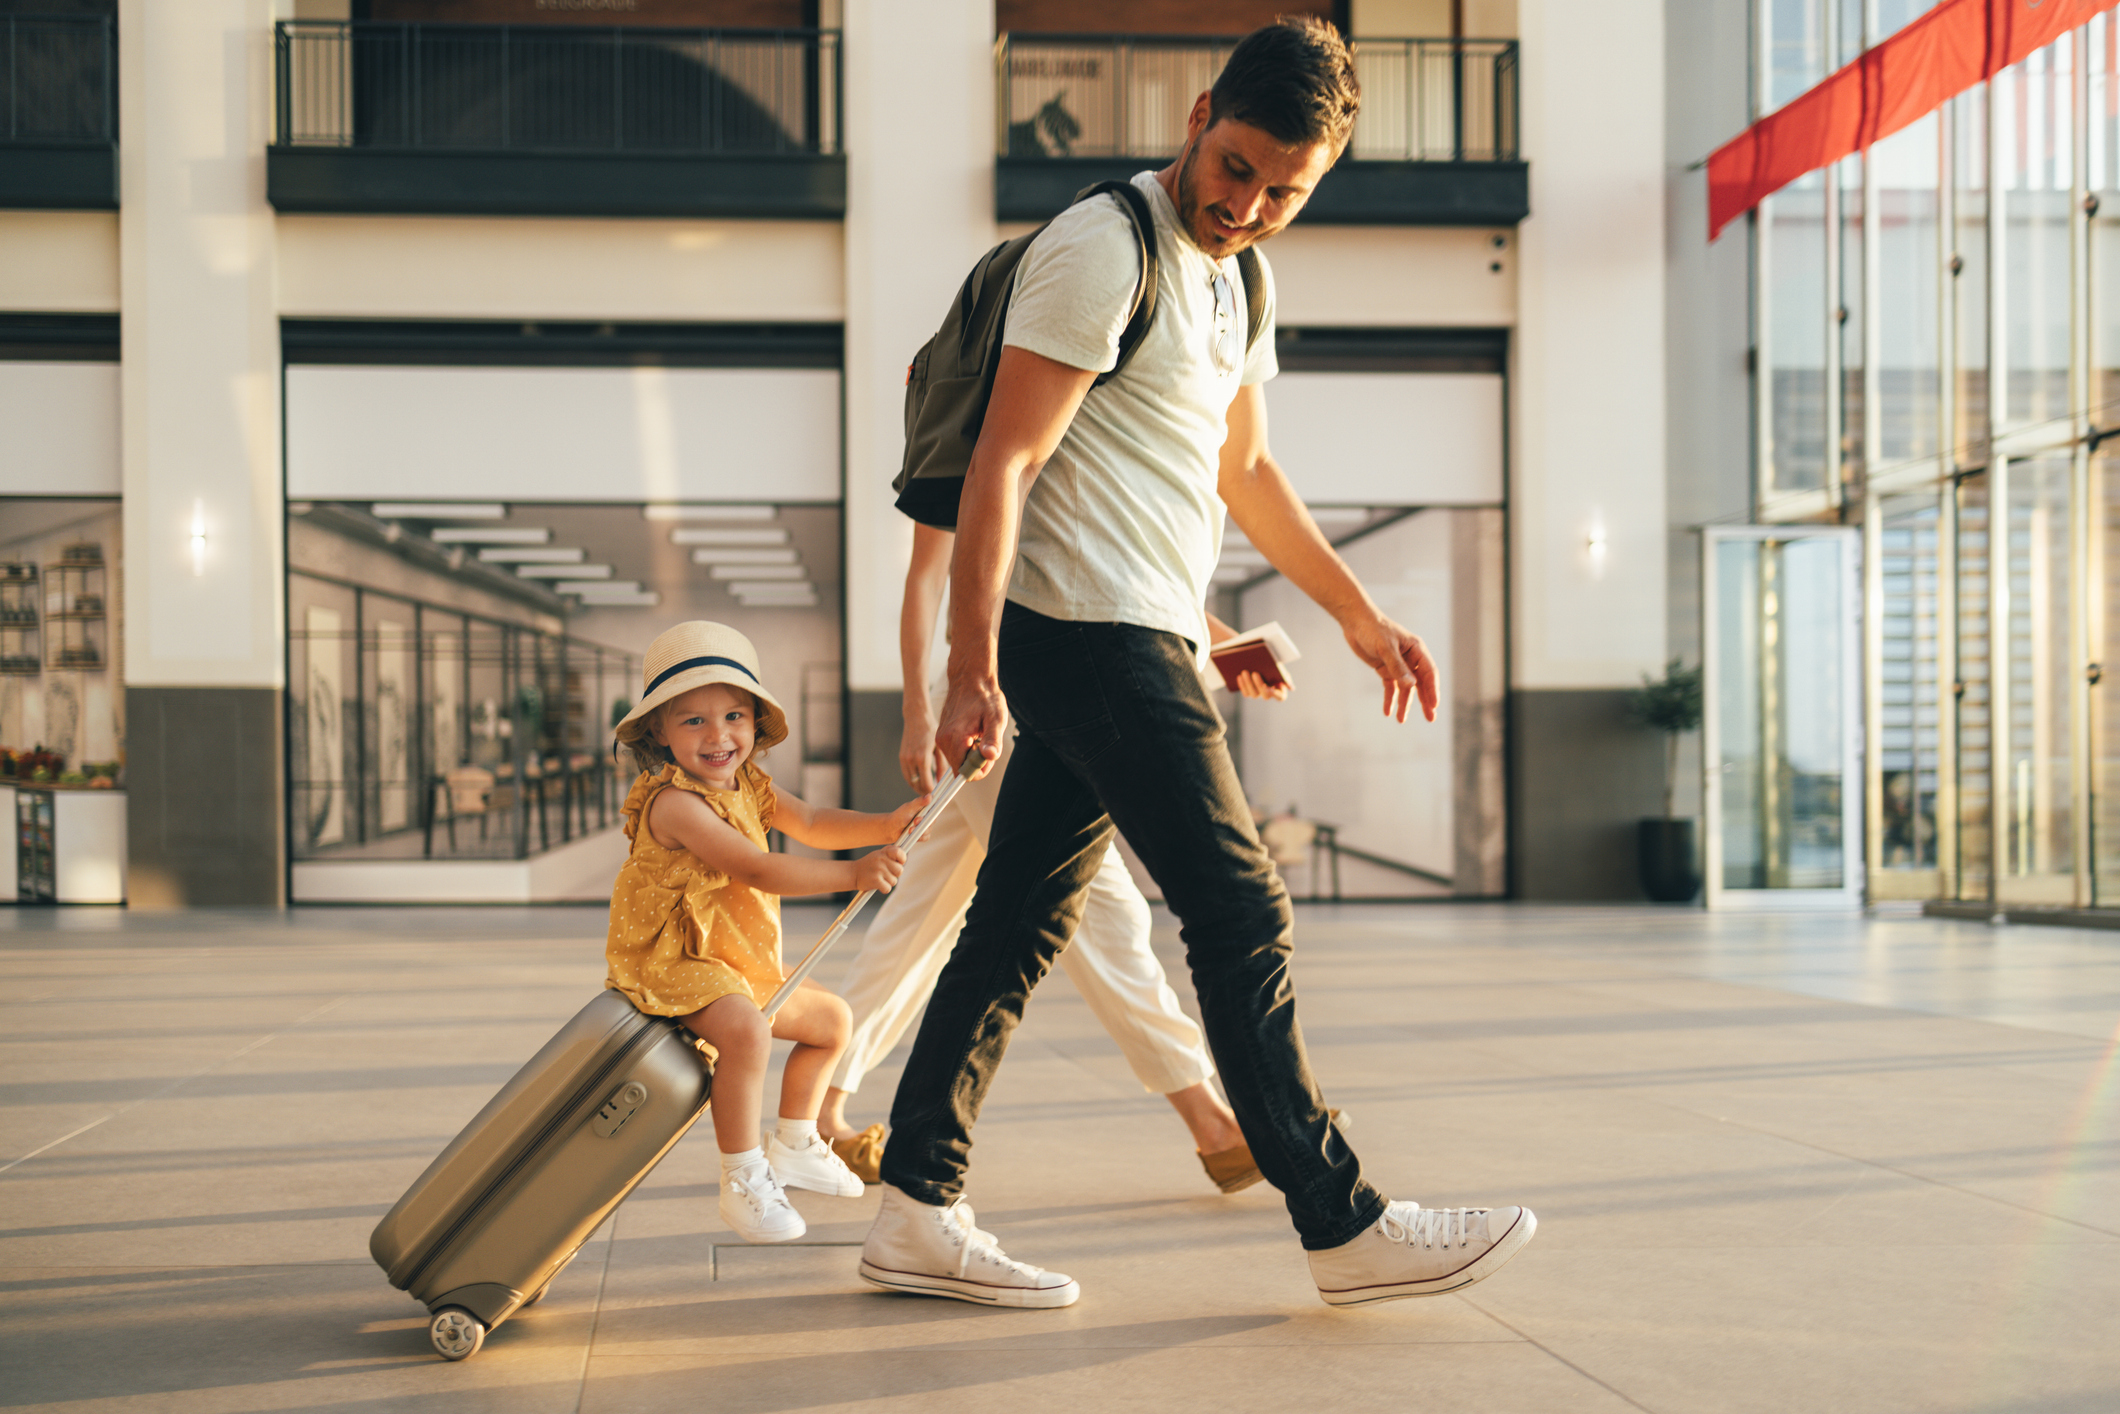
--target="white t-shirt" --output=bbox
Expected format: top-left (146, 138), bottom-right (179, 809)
top-left (1001, 169), bottom-right (1278, 652)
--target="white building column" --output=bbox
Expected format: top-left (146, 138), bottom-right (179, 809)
top-left (839, 0), bottom-right (995, 808)
top-left (119, 0), bottom-right (287, 905)
top-left (1508, 0), bottom-right (1671, 896)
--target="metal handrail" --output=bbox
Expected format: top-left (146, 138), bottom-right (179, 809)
top-left (1, 14), bottom-right (115, 146)
top-left (996, 32), bottom-right (1518, 164)
top-left (272, 20), bottom-right (840, 156)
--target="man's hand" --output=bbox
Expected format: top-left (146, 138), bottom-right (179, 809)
top-left (1341, 613), bottom-right (1439, 723)
top-left (1232, 668), bottom-right (1291, 701)
top-left (935, 672), bottom-right (1007, 780)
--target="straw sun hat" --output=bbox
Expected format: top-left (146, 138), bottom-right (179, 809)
top-left (616, 621), bottom-right (788, 752)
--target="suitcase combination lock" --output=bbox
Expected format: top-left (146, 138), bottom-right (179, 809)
top-left (590, 1081), bottom-right (649, 1138)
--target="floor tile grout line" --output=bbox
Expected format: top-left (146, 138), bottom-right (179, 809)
top-left (1460, 1296), bottom-right (1660, 1413)
top-left (574, 1233), bottom-right (618, 1413)
top-left (0, 994), bottom-right (350, 1175)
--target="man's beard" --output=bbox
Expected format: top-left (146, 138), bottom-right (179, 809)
top-left (1174, 137), bottom-right (1262, 256)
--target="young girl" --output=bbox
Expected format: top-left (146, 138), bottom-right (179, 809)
top-left (608, 622), bottom-right (925, 1244)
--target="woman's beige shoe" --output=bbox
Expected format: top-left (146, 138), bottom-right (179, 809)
top-left (1198, 1107), bottom-right (1348, 1194)
top-left (830, 1122), bottom-right (886, 1184)
top-left (1199, 1142), bottom-right (1265, 1193)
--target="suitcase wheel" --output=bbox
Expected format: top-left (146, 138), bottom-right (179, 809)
top-left (429, 1307), bottom-right (486, 1362)
top-left (521, 1283), bottom-right (549, 1308)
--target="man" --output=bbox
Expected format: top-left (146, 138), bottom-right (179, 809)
top-left (858, 18), bottom-right (1535, 1309)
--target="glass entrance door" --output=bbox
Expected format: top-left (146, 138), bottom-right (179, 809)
top-left (1703, 526), bottom-right (1865, 909)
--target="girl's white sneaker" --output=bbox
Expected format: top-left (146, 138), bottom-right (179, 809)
top-left (767, 1130), bottom-right (867, 1197)
top-left (719, 1161), bottom-right (806, 1243)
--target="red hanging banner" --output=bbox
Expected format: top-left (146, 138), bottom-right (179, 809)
top-left (1707, 0), bottom-right (2120, 240)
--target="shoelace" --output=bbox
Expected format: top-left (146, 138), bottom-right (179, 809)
top-left (936, 1199), bottom-right (1038, 1279)
top-left (730, 1165), bottom-right (788, 1215)
top-left (1376, 1204), bottom-right (1489, 1250)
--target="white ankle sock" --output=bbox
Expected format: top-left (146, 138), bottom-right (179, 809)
top-left (774, 1117), bottom-right (819, 1148)
top-left (720, 1146), bottom-right (766, 1178)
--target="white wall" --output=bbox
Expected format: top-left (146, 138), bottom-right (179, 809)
top-left (841, 0), bottom-right (996, 692)
top-left (0, 364), bottom-right (120, 495)
top-left (1239, 510), bottom-right (1457, 892)
top-left (285, 365), bottom-right (841, 502)
top-left (277, 216), bottom-right (846, 322)
top-left (0, 213), bottom-right (119, 313)
top-left (1269, 226), bottom-right (1516, 327)
top-left (119, 0), bottom-right (284, 687)
top-left (1511, 0), bottom-right (1668, 688)
top-left (1268, 372), bottom-right (1504, 505)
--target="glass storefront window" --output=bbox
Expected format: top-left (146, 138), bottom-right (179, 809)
top-left (1840, 153), bottom-right (1866, 490)
top-left (1875, 111), bottom-right (1942, 465)
top-left (1954, 473), bottom-right (1993, 896)
top-left (1953, 87), bottom-right (1991, 470)
top-left (1765, 177), bottom-right (1832, 496)
top-left (1705, 529), bottom-right (1861, 906)
top-left (2000, 458), bottom-right (2077, 898)
top-left (1765, 0), bottom-right (1831, 113)
top-left (1997, 38), bottom-right (2075, 436)
top-left (1878, 491), bottom-right (1943, 869)
top-left (288, 572), bottom-right (634, 863)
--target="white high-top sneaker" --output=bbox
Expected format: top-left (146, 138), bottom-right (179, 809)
top-left (857, 1183), bottom-right (1080, 1308)
top-left (1308, 1200), bottom-right (1536, 1306)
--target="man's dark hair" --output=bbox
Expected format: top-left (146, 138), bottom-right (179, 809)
top-left (1208, 16), bottom-right (1361, 155)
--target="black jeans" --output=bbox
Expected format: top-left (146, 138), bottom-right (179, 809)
top-left (881, 602), bottom-right (1386, 1250)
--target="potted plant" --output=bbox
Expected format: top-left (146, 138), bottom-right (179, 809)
top-left (1628, 658), bottom-right (1703, 902)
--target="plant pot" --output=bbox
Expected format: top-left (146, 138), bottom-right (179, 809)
top-left (1637, 817), bottom-right (1701, 903)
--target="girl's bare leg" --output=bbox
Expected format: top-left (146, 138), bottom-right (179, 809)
top-left (820, 1086), bottom-right (859, 1141)
top-left (685, 994), bottom-right (771, 1153)
top-left (768, 981), bottom-right (852, 1122)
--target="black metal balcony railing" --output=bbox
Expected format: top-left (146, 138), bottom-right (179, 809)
top-left (994, 33), bottom-right (1524, 226)
top-left (268, 21), bottom-right (843, 218)
top-left (998, 34), bottom-right (1517, 164)
top-left (1, 14), bottom-right (114, 145)
top-left (275, 21), bottom-right (839, 155)
top-left (0, 15), bottom-right (117, 209)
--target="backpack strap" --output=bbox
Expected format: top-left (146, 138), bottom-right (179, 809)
top-left (1236, 246), bottom-right (1267, 355)
top-left (1071, 180), bottom-right (1159, 388)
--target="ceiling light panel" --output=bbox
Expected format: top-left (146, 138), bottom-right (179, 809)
top-left (711, 565), bottom-right (804, 581)
top-left (372, 502), bottom-right (505, 519)
top-left (558, 579), bottom-right (639, 595)
top-left (728, 579), bottom-right (813, 594)
top-left (478, 547), bottom-right (585, 564)
top-left (671, 528), bottom-right (791, 546)
top-left (432, 527), bottom-right (552, 544)
top-left (570, 589), bottom-right (662, 607)
top-left (642, 504), bottom-right (776, 521)
top-left (519, 564), bottom-right (612, 579)
top-left (691, 549), bottom-right (799, 566)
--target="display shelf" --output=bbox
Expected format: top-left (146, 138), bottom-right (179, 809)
top-left (1, 566), bottom-right (41, 676)
top-left (43, 552), bottom-right (106, 674)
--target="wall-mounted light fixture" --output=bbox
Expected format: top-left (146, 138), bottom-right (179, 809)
top-left (1585, 517), bottom-right (1609, 580)
top-left (189, 500), bottom-right (208, 577)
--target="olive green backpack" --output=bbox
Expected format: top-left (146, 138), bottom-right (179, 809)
top-left (892, 180), bottom-right (1265, 529)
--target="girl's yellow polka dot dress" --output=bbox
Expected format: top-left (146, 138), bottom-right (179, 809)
top-left (605, 761), bottom-right (785, 1040)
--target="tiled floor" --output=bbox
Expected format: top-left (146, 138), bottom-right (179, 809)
top-left (1, 902), bottom-right (2114, 1412)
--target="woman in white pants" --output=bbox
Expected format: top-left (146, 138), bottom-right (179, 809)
top-left (819, 524), bottom-right (1285, 1192)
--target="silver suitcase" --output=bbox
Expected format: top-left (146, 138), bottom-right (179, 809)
top-left (370, 750), bottom-right (981, 1361)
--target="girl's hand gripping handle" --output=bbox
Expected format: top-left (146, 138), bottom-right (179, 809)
top-left (760, 742), bottom-right (987, 1020)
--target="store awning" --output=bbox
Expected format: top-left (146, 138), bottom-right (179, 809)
top-left (1707, 0), bottom-right (2120, 240)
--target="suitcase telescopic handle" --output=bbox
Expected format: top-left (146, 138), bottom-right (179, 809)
top-left (760, 743), bottom-right (988, 1020)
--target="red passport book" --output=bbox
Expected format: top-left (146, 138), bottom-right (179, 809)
top-left (1209, 622), bottom-right (1300, 692)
